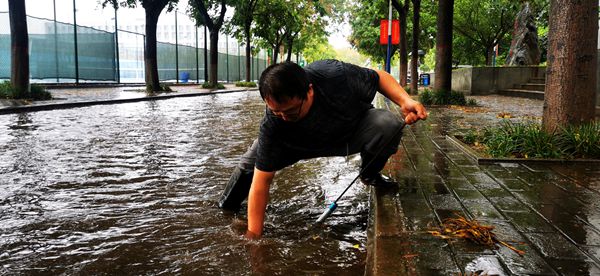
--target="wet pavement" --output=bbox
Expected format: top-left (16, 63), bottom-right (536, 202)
top-left (370, 95), bottom-right (600, 275)
top-left (0, 84), bottom-right (252, 114)
top-left (0, 88), bottom-right (369, 275)
top-left (2, 88), bottom-right (600, 275)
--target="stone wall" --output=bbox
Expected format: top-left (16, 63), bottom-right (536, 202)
top-left (451, 66), bottom-right (545, 95)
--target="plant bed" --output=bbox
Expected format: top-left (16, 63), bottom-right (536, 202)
top-left (447, 120), bottom-right (600, 164)
top-left (447, 135), bottom-right (600, 164)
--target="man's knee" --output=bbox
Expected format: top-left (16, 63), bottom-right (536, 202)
top-left (372, 110), bottom-right (404, 137)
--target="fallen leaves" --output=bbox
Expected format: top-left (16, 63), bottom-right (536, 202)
top-left (496, 112), bottom-right (512, 119)
top-left (428, 216), bottom-right (525, 256)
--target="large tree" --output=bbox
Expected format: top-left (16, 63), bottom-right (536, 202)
top-left (542, 0), bottom-right (597, 131)
top-left (253, 0), bottom-right (288, 64)
top-left (349, 0), bottom-right (397, 65)
top-left (189, 0), bottom-right (228, 87)
top-left (8, 0), bottom-right (29, 98)
top-left (433, 0), bottom-right (453, 92)
top-left (226, 0), bottom-right (258, 82)
top-left (103, 0), bottom-right (179, 92)
top-left (453, 0), bottom-right (519, 66)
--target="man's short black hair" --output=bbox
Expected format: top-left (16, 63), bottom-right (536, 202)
top-left (259, 62), bottom-right (309, 103)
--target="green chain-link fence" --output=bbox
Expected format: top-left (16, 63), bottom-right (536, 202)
top-left (0, 10), bottom-right (272, 84)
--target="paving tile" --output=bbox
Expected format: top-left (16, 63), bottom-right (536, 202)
top-left (478, 219), bottom-right (527, 242)
top-left (456, 165), bottom-right (481, 175)
top-left (488, 195), bottom-right (530, 213)
top-left (495, 178), bottom-right (530, 191)
top-left (402, 214), bottom-right (438, 232)
top-left (478, 187), bottom-right (513, 199)
top-left (496, 246), bottom-right (555, 275)
top-left (408, 237), bottom-right (461, 275)
top-left (452, 189), bottom-right (486, 201)
top-left (399, 198), bottom-right (433, 217)
top-left (580, 245), bottom-right (600, 262)
top-left (428, 194), bottom-right (462, 211)
top-left (445, 177), bottom-right (477, 190)
top-left (420, 181), bottom-right (451, 195)
top-left (503, 211), bottom-right (556, 233)
top-left (462, 198), bottom-right (504, 220)
top-left (525, 232), bottom-right (589, 260)
top-left (546, 259), bottom-right (600, 275)
top-left (456, 254), bottom-right (509, 276)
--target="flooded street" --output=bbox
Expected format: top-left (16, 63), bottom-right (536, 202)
top-left (0, 91), bottom-right (368, 275)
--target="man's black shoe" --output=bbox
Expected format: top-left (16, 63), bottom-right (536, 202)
top-left (360, 174), bottom-right (397, 188)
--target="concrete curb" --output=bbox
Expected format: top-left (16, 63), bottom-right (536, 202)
top-left (0, 88), bottom-right (258, 115)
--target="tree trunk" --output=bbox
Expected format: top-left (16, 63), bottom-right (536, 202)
top-left (286, 38), bottom-right (293, 63)
top-left (485, 46), bottom-right (493, 66)
top-left (399, 5), bottom-right (409, 87)
top-left (244, 26), bottom-right (251, 82)
top-left (542, 0), bottom-right (598, 131)
top-left (410, 0), bottom-right (420, 94)
top-left (434, 0), bottom-right (454, 92)
top-left (8, 0), bottom-right (29, 98)
top-left (272, 44), bottom-right (280, 65)
top-left (209, 29), bottom-right (219, 86)
top-left (144, 9), bottom-right (161, 92)
top-left (204, 25), bottom-right (208, 82)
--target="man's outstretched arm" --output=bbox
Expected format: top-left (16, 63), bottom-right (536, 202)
top-left (376, 70), bottom-right (428, 124)
top-left (245, 168), bottom-right (275, 239)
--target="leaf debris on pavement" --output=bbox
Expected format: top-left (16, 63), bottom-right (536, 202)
top-left (428, 215), bottom-right (525, 256)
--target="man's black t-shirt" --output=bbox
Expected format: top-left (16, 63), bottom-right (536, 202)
top-left (255, 60), bottom-right (380, 172)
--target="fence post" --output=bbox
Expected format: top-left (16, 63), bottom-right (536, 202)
top-left (53, 0), bottom-right (59, 82)
top-left (238, 43), bottom-right (241, 82)
top-left (73, 0), bottom-right (79, 84)
top-left (175, 11), bottom-right (179, 83)
top-left (114, 6), bottom-right (120, 83)
top-left (226, 35), bottom-right (229, 83)
top-left (195, 26), bottom-right (199, 84)
top-left (203, 25), bottom-right (207, 82)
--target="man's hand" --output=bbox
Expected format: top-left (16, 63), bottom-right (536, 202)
top-left (401, 98), bottom-right (428, 125)
top-left (245, 168), bottom-right (275, 240)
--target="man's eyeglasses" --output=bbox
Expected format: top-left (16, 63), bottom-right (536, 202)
top-left (268, 98), bottom-right (304, 120)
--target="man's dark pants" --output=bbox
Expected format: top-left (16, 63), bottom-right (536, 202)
top-left (219, 108), bottom-right (404, 211)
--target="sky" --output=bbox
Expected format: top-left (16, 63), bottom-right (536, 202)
top-left (328, 22), bottom-right (352, 49)
top-left (1, 0), bottom-right (352, 50)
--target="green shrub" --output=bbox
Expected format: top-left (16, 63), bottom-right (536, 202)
top-left (419, 89), bottom-right (434, 105)
top-left (202, 82), bottom-right (225, 89)
top-left (479, 120), bottom-right (599, 159)
top-left (418, 89), bottom-right (467, 106)
top-left (519, 124), bottom-right (561, 158)
top-left (462, 129), bottom-right (479, 145)
top-left (559, 121), bottom-right (600, 158)
top-left (160, 83), bottom-right (173, 92)
top-left (0, 81), bottom-right (13, 98)
top-left (0, 81), bottom-right (51, 100)
top-left (466, 98), bottom-right (478, 106)
top-left (481, 123), bottom-right (519, 157)
top-left (30, 84), bottom-right (52, 100)
top-left (235, 81), bottom-right (257, 87)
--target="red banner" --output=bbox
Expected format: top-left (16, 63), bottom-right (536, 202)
top-left (380, 19), bottom-right (400, 45)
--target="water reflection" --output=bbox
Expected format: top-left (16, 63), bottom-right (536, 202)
top-left (0, 92), bottom-right (367, 274)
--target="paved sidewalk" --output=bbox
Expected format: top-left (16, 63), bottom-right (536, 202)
top-left (369, 96), bottom-right (600, 275)
top-left (0, 84), bottom-right (255, 114)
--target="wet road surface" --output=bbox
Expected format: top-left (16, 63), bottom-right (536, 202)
top-left (0, 91), bottom-right (369, 275)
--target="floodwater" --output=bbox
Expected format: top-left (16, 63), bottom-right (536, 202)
top-left (0, 91), bottom-right (369, 275)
